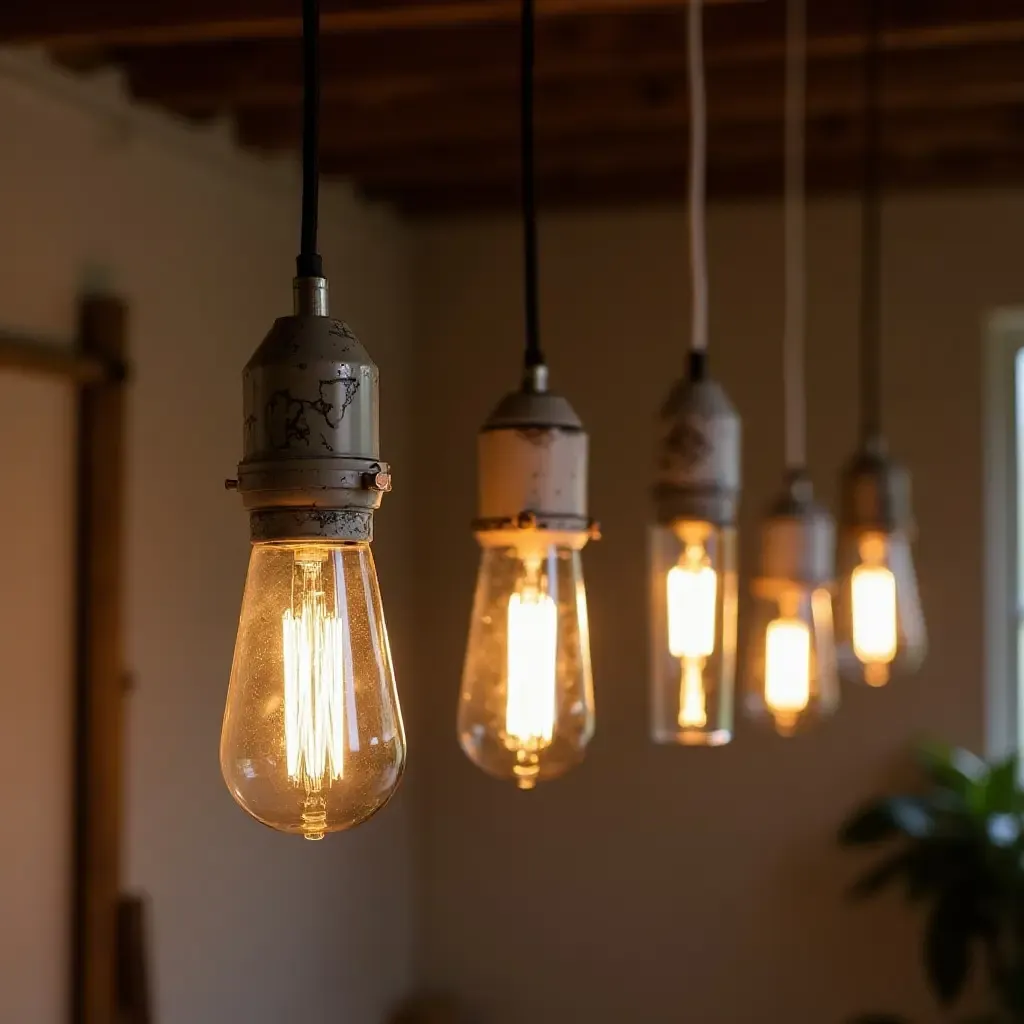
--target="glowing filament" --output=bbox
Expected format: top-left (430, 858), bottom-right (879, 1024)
top-left (667, 544), bottom-right (717, 730)
top-left (667, 552), bottom-right (717, 658)
top-left (851, 537), bottom-right (898, 686)
top-left (764, 615), bottom-right (811, 732)
top-left (678, 659), bottom-right (708, 728)
top-left (505, 586), bottom-right (558, 750)
top-left (282, 559), bottom-right (345, 791)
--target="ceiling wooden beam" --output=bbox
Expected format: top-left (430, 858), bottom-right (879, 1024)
top-left (227, 46), bottom-right (1024, 157)
top-left (323, 106), bottom-right (1024, 188)
top-left (119, 0), bottom-right (1024, 115)
top-left (0, 0), bottom-right (738, 49)
top-left (377, 146), bottom-right (1024, 214)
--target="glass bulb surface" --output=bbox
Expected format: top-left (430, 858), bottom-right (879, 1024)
top-left (458, 541), bottom-right (594, 789)
top-left (221, 541), bottom-right (405, 839)
top-left (835, 529), bottom-right (926, 686)
top-left (650, 522), bottom-right (737, 745)
top-left (746, 584), bottom-right (838, 736)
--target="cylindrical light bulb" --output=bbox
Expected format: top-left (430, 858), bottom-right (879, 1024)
top-left (748, 584), bottom-right (838, 736)
top-left (836, 529), bottom-right (925, 686)
top-left (650, 520), bottom-right (737, 745)
top-left (459, 541), bottom-right (593, 789)
top-left (221, 541), bottom-right (404, 839)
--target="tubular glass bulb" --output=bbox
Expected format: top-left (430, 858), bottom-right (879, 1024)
top-left (458, 541), bottom-right (593, 789)
top-left (746, 584), bottom-right (838, 736)
top-left (650, 521), bottom-right (737, 745)
top-left (835, 529), bottom-right (926, 686)
top-left (221, 541), bottom-right (405, 839)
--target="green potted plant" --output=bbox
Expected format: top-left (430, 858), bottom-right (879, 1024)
top-left (839, 743), bottom-right (1024, 1023)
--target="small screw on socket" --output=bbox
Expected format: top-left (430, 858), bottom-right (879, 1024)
top-left (224, 478), bottom-right (239, 490)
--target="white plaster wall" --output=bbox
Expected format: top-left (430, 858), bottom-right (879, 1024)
top-left (0, 52), bottom-right (415, 1024)
top-left (409, 194), bottom-right (1024, 1024)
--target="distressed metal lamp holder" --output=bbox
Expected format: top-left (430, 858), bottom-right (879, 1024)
top-left (473, 364), bottom-right (598, 551)
top-left (228, 276), bottom-right (391, 543)
top-left (753, 471), bottom-right (835, 597)
top-left (838, 433), bottom-right (913, 537)
top-left (652, 358), bottom-right (741, 528)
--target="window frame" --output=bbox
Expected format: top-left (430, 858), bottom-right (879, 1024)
top-left (984, 309), bottom-right (1024, 759)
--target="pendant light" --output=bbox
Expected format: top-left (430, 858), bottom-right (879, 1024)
top-left (649, 0), bottom-right (740, 747)
top-left (457, 0), bottom-right (598, 790)
top-left (834, 0), bottom-right (926, 687)
top-left (745, 0), bottom-right (839, 737)
top-left (220, 0), bottom-right (406, 840)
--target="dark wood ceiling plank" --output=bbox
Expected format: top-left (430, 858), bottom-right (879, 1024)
top-left (366, 147), bottom-right (1024, 214)
top-left (1, 0), bottom-right (736, 49)
top-left (226, 46), bottom-right (1024, 157)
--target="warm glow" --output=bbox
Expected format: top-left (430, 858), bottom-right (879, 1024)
top-left (667, 547), bottom-right (717, 658)
top-left (505, 579), bottom-right (558, 751)
top-left (678, 659), bottom-right (708, 728)
top-left (282, 555), bottom-right (346, 796)
top-left (764, 615), bottom-right (811, 732)
top-left (851, 534), bottom-right (898, 686)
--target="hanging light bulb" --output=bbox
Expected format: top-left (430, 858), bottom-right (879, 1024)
top-left (747, 475), bottom-right (840, 736)
top-left (835, 0), bottom-right (926, 687)
top-left (457, 0), bottom-right (597, 789)
top-left (746, 0), bottom-right (839, 737)
top-left (220, 0), bottom-right (405, 839)
top-left (650, 0), bottom-right (739, 747)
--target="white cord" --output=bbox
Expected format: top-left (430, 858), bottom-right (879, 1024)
top-left (687, 0), bottom-right (708, 355)
top-left (783, 0), bottom-right (807, 469)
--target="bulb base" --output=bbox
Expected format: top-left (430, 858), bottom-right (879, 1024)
top-left (755, 472), bottom-right (835, 590)
top-left (653, 373), bottom-right (741, 527)
top-left (839, 435), bottom-right (913, 535)
top-left (475, 364), bottom-right (595, 548)
top-left (233, 276), bottom-right (391, 542)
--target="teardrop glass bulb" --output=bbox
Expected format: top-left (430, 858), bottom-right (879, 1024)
top-left (220, 541), bottom-right (405, 839)
top-left (458, 541), bottom-right (594, 790)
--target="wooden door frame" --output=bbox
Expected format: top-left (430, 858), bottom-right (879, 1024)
top-left (0, 293), bottom-right (138, 1024)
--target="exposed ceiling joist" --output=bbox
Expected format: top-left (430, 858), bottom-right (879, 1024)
top-left (0, 0), bottom-right (738, 49)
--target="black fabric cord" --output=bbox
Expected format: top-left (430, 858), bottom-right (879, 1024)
top-left (296, 0), bottom-right (323, 279)
top-left (859, 0), bottom-right (883, 438)
top-left (520, 0), bottom-right (544, 369)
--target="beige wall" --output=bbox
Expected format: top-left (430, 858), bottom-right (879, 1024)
top-left (409, 194), bottom-right (1024, 1022)
top-left (0, 53), bottom-right (414, 1024)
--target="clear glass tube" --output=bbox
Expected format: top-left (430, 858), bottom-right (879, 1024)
top-left (834, 528), bottom-right (926, 686)
top-left (458, 539), bottom-right (594, 789)
top-left (649, 520), bottom-right (737, 745)
top-left (745, 582), bottom-right (839, 736)
top-left (220, 541), bottom-right (405, 839)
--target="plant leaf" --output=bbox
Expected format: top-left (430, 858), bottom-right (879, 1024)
top-left (850, 849), bottom-right (915, 899)
top-left (840, 798), bottom-right (934, 845)
top-left (982, 755), bottom-right (1020, 815)
top-left (918, 741), bottom-right (987, 797)
top-left (925, 893), bottom-right (974, 1005)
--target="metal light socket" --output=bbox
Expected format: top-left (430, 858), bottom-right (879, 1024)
top-left (474, 364), bottom-right (596, 549)
top-left (232, 276), bottom-right (391, 542)
top-left (653, 372), bottom-right (741, 527)
top-left (755, 472), bottom-right (835, 590)
top-left (839, 434), bottom-right (913, 535)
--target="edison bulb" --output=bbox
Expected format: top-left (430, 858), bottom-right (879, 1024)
top-left (458, 540), bottom-right (593, 789)
top-left (221, 541), bottom-right (405, 839)
top-left (650, 520), bottom-right (737, 745)
top-left (835, 530), bottom-right (926, 686)
top-left (746, 584), bottom-right (839, 736)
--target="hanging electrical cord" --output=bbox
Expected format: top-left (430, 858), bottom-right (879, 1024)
top-left (687, 0), bottom-right (709, 380)
top-left (520, 0), bottom-right (544, 370)
top-left (859, 0), bottom-right (883, 440)
top-left (297, 0), bottom-right (323, 279)
top-left (783, 0), bottom-right (807, 470)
